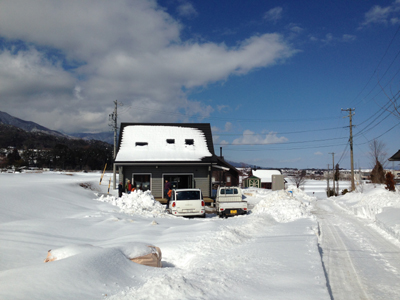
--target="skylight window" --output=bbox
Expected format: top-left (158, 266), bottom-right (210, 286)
top-left (166, 139), bottom-right (175, 144)
top-left (135, 142), bottom-right (148, 146)
top-left (185, 139), bottom-right (194, 145)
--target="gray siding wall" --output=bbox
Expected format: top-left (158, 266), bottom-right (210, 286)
top-left (122, 165), bottom-right (211, 198)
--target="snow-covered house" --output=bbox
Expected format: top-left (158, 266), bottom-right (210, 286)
top-left (251, 169), bottom-right (282, 189)
top-left (114, 123), bottom-right (239, 200)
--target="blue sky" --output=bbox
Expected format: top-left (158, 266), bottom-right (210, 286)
top-left (0, 0), bottom-right (399, 169)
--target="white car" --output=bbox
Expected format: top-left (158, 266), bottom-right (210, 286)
top-left (169, 188), bottom-right (206, 218)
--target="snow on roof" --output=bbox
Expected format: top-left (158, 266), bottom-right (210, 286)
top-left (252, 169), bottom-right (281, 182)
top-left (115, 125), bottom-right (212, 162)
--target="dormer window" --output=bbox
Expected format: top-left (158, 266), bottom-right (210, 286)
top-left (185, 139), bottom-right (194, 145)
top-left (166, 139), bottom-right (175, 144)
top-left (135, 142), bottom-right (148, 146)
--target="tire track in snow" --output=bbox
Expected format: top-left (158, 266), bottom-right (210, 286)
top-left (315, 200), bottom-right (400, 300)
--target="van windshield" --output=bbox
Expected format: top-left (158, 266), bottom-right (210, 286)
top-left (176, 191), bottom-right (201, 200)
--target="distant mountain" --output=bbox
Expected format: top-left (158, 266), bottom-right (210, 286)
top-left (0, 111), bottom-right (67, 138)
top-left (70, 132), bottom-right (115, 145)
top-left (0, 111), bottom-right (117, 144)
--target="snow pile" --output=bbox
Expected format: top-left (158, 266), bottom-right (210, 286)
top-left (335, 184), bottom-right (400, 240)
top-left (251, 188), bottom-right (313, 222)
top-left (96, 190), bottom-right (167, 216)
top-left (336, 184), bottom-right (400, 219)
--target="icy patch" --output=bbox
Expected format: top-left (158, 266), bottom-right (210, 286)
top-left (96, 190), bottom-right (168, 217)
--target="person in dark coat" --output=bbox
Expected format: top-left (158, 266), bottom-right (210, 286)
top-left (118, 182), bottom-right (123, 198)
top-left (164, 180), bottom-right (172, 200)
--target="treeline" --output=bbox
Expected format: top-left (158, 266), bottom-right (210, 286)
top-left (0, 124), bottom-right (113, 171)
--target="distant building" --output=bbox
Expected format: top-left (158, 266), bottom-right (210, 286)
top-left (251, 169), bottom-right (282, 189)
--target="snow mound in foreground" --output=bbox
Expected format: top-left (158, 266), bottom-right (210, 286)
top-left (251, 189), bottom-right (313, 222)
top-left (46, 242), bottom-right (157, 261)
top-left (96, 190), bottom-right (167, 216)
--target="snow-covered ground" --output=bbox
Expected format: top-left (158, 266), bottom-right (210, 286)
top-left (0, 172), bottom-right (399, 299)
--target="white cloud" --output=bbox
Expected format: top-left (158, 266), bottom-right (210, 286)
top-left (0, 0), bottom-right (295, 133)
top-left (264, 7), bottom-right (283, 23)
top-left (360, 1), bottom-right (400, 27)
top-left (314, 152), bottom-right (323, 156)
top-left (176, 1), bottom-right (198, 18)
top-left (232, 130), bottom-right (288, 145)
top-left (224, 122), bottom-right (233, 132)
top-left (342, 34), bottom-right (356, 42)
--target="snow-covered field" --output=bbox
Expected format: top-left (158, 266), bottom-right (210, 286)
top-left (0, 172), bottom-right (399, 299)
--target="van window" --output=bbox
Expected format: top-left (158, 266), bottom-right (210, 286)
top-left (176, 191), bottom-right (201, 200)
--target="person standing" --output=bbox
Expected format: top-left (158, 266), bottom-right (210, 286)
top-left (118, 182), bottom-right (123, 198)
top-left (164, 180), bottom-right (171, 200)
top-left (126, 180), bottom-right (132, 194)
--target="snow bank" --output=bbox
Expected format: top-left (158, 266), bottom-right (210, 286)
top-left (250, 186), bottom-right (314, 222)
top-left (96, 190), bottom-right (168, 217)
top-left (335, 184), bottom-right (400, 240)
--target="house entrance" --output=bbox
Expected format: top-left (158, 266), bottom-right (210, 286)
top-left (164, 174), bottom-right (193, 189)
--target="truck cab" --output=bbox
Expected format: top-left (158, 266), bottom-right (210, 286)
top-left (216, 186), bottom-right (247, 218)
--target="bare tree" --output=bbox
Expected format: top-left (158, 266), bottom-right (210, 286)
top-left (369, 139), bottom-right (388, 168)
top-left (369, 139), bottom-right (387, 184)
top-left (293, 170), bottom-right (306, 189)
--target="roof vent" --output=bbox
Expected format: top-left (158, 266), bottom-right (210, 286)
top-left (185, 139), bottom-right (194, 145)
top-left (135, 142), bottom-right (148, 146)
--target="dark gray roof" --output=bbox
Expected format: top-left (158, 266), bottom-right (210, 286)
top-left (389, 149), bottom-right (400, 161)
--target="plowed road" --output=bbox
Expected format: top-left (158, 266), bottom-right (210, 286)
top-left (314, 200), bottom-right (400, 300)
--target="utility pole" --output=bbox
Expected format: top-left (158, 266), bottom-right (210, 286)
top-left (329, 152), bottom-right (335, 193)
top-left (109, 100), bottom-right (122, 189)
top-left (327, 164), bottom-right (330, 196)
top-left (342, 108), bottom-right (356, 191)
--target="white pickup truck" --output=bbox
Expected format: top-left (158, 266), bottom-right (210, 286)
top-left (215, 186), bottom-right (247, 218)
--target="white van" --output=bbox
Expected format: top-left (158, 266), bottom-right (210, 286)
top-left (169, 188), bottom-right (206, 218)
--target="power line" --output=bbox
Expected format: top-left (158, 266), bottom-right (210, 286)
top-left (130, 106), bottom-right (342, 123)
top-left (214, 126), bottom-right (345, 136)
top-left (214, 136), bottom-right (348, 146)
top-left (351, 24), bottom-right (400, 106)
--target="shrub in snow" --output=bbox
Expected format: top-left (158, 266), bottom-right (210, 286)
top-left (385, 172), bottom-right (396, 192)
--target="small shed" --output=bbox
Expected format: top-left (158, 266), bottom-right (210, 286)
top-left (243, 175), bottom-right (261, 188)
top-left (251, 169), bottom-right (282, 189)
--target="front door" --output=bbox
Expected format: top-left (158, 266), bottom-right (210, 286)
top-left (164, 174), bottom-right (193, 189)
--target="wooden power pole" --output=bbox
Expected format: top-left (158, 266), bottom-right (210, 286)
top-left (329, 152), bottom-right (335, 193)
top-left (109, 100), bottom-right (122, 189)
top-left (342, 108), bottom-right (356, 191)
